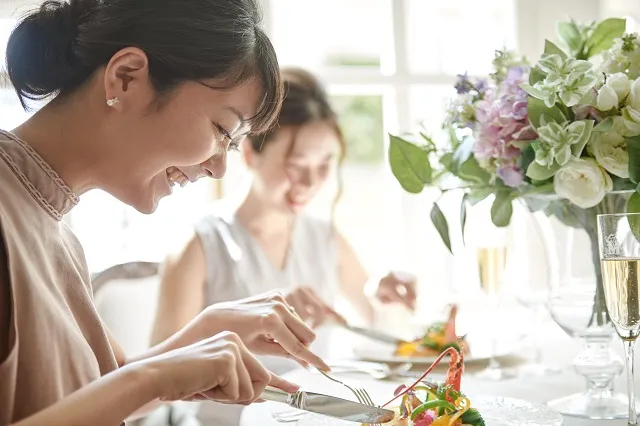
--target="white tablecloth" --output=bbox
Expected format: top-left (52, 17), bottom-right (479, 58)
top-left (238, 322), bottom-right (639, 426)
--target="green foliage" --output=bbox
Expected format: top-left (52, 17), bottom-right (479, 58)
top-left (626, 135), bottom-right (640, 184)
top-left (491, 190), bottom-right (514, 227)
top-left (388, 135), bottom-right (432, 193)
top-left (430, 203), bottom-right (452, 254)
top-left (585, 18), bottom-right (626, 57)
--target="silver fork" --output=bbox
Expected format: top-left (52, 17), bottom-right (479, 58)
top-left (317, 370), bottom-right (382, 426)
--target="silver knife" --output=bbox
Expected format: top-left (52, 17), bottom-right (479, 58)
top-left (260, 387), bottom-right (396, 424)
top-left (341, 323), bottom-right (405, 345)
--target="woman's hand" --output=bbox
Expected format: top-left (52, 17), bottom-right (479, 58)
top-left (143, 331), bottom-right (298, 404)
top-left (374, 271), bottom-right (417, 311)
top-left (283, 286), bottom-right (346, 328)
top-left (199, 291), bottom-right (331, 370)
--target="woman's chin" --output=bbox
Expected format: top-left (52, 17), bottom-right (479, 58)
top-left (285, 201), bottom-right (306, 214)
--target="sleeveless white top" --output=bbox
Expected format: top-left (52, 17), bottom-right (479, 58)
top-left (190, 207), bottom-right (341, 425)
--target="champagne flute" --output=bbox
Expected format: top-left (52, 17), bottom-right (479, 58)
top-left (598, 213), bottom-right (640, 426)
top-left (474, 245), bottom-right (517, 380)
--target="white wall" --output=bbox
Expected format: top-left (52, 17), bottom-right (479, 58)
top-left (0, 0), bottom-right (37, 19)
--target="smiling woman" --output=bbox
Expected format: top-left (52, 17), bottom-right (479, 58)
top-left (0, 0), bottom-right (343, 425)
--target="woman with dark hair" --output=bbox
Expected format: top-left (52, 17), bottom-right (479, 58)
top-left (151, 67), bottom-right (417, 425)
top-left (0, 1), bottom-right (329, 425)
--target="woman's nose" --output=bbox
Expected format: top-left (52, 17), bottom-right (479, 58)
top-left (202, 150), bottom-right (227, 179)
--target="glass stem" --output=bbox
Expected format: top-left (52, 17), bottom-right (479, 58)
top-left (624, 339), bottom-right (638, 426)
top-left (488, 334), bottom-right (500, 369)
top-left (532, 306), bottom-right (544, 364)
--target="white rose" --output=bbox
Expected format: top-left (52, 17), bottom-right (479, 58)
top-left (597, 84), bottom-right (618, 111)
top-left (589, 131), bottom-right (629, 178)
top-left (627, 78), bottom-right (640, 110)
top-left (554, 158), bottom-right (613, 209)
top-left (607, 72), bottom-right (631, 100)
top-left (622, 105), bottom-right (640, 136)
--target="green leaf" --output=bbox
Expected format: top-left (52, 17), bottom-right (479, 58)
top-left (544, 40), bottom-right (568, 58)
top-left (529, 68), bottom-right (546, 85)
top-left (586, 18), bottom-right (626, 58)
top-left (467, 186), bottom-right (494, 206)
top-left (626, 135), bottom-right (640, 184)
top-left (527, 97), bottom-right (567, 129)
top-left (522, 182), bottom-right (555, 196)
top-left (529, 68), bottom-right (547, 86)
top-left (612, 177), bottom-right (636, 191)
top-left (520, 83), bottom-right (549, 100)
top-left (491, 191), bottom-right (514, 227)
top-left (519, 144), bottom-right (536, 180)
top-left (460, 409), bottom-right (485, 426)
top-left (571, 120), bottom-right (595, 157)
top-left (458, 156), bottom-right (491, 184)
top-left (460, 193), bottom-right (468, 246)
top-left (545, 201), bottom-right (594, 229)
top-left (388, 134), bottom-right (432, 193)
top-left (451, 136), bottom-right (475, 173)
top-left (526, 161), bottom-right (561, 181)
top-left (628, 192), bottom-right (640, 212)
top-left (419, 132), bottom-right (437, 151)
top-left (440, 152), bottom-right (453, 171)
top-left (448, 126), bottom-right (462, 149)
top-left (593, 117), bottom-right (614, 133)
top-left (558, 21), bottom-right (583, 54)
top-left (626, 192), bottom-right (640, 243)
top-left (430, 203), bottom-right (453, 254)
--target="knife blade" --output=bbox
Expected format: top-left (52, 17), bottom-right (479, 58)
top-left (341, 323), bottom-right (405, 345)
top-left (260, 387), bottom-right (395, 424)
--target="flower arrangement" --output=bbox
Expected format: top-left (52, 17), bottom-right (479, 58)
top-left (389, 17), bottom-right (640, 325)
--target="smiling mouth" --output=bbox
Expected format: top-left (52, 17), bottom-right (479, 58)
top-left (166, 167), bottom-right (190, 187)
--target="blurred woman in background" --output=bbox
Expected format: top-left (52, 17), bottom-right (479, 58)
top-left (151, 67), bottom-right (417, 425)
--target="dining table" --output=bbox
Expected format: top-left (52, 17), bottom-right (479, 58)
top-left (237, 319), bottom-right (640, 426)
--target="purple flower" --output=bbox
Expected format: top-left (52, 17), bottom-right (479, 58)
top-left (498, 162), bottom-right (523, 187)
top-left (506, 66), bottom-right (527, 82)
top-left (475, 78), bottom-right (489, 94)
top-left (455, 72), bottom-right (474, 94)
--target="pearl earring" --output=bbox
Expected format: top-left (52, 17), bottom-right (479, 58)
top-left (106, 97), bottom-right (120, 107)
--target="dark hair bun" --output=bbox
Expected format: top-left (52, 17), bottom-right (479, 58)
top-left (6, 0), bottom-right (97, 107)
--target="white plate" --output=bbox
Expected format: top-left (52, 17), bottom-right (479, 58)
top-left (352, 336), bottom-right (519, 365)
top-left (298, 395), bottom-right (563, 425)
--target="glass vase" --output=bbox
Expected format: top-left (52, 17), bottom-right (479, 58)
top-left (526, 191), bottom-right (631, 419)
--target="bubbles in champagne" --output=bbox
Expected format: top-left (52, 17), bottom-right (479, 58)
top-left (601, 258), bottom-right (640, 340)
top-left (477, 247), bottom-right (507, 296)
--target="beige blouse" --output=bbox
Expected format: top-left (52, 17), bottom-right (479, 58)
top-left (0, 130), bottom-right (119, 424)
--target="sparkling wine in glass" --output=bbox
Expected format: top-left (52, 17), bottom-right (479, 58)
top-left (474, 245), bottom-right (516, 380)
top-left (598, 213), bottom-right (640, 426)
top-left (477, 246), bottom-right (507, 296)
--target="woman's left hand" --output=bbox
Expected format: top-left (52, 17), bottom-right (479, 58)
top-left (374, 271), bottom-right (417, 311)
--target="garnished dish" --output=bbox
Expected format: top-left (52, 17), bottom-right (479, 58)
top-left (381, 347), bottom-right (484, 426)
top-left (395, 305), bottom-right (469, 357)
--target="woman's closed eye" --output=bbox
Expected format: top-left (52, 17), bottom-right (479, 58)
top-left (213, 123), bottom-right (244, 152)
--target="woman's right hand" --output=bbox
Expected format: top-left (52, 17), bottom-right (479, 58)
top-left (283, 286), bottom-right (346, 328)
top-left (143, 331), bottom-right (298, 404)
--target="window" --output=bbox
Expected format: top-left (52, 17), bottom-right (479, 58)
top-left (405, 0), bottom-right (517, 75)
top-left (267, 0), bottom-right (394, 72)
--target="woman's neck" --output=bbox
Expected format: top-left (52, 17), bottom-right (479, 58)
top-left (235, 188), bottom-right (294, 238)
top-left (11, 93), bottom-right (114, 196)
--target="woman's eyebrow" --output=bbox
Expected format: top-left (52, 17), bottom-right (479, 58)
top-left (227, 106), bottom-right (247, 124)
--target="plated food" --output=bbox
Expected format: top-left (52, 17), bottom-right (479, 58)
top-left (395, 305), bottom-right (469, 358)
top-left (381, 347), bottom-right (484, 426)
